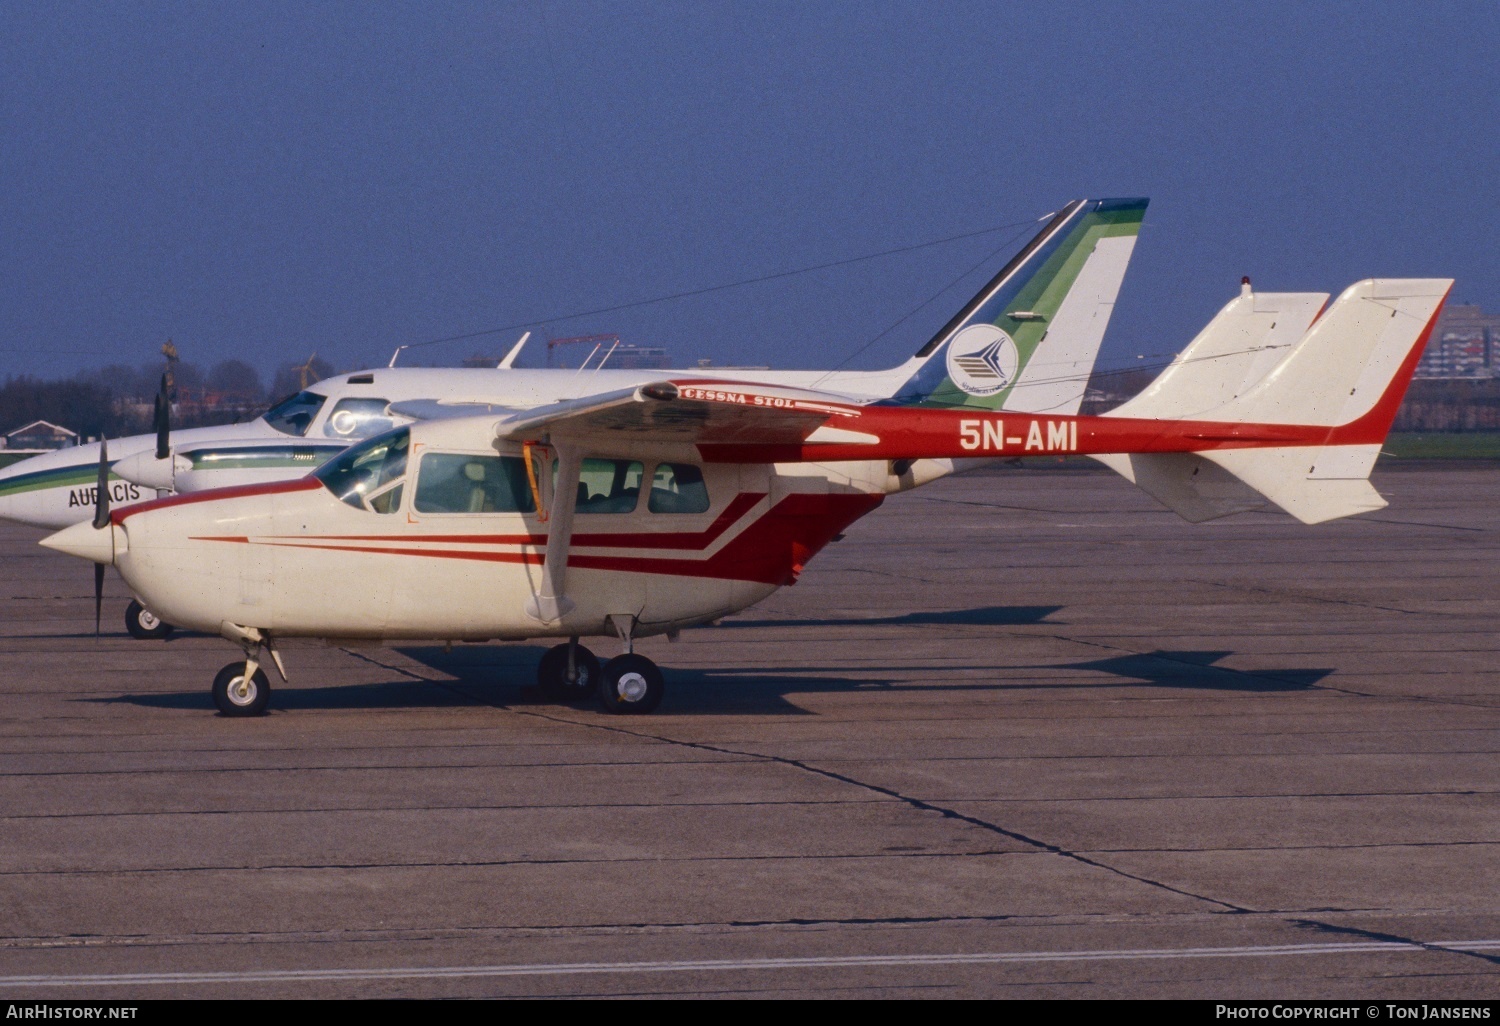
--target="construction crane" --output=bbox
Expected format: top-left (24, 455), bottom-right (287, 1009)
top-left (546, 334), bottom-right (620, 370)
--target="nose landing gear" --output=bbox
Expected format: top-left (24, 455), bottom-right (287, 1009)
top-left (211, 628), bottom-right (285, 717)
top-left (212, 662), bottom-right (270, 717)
top-left (124, 599), bottom-right (174, 640)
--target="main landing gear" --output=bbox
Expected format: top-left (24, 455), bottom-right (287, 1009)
top-left (597, 653), bottom-right (664, 715)
top-left (536, 623), bottom-right (665, 715)
top-left (537, 639), bottom-right (601, 702)
top-left (125, 599), bottom-right (173, 640)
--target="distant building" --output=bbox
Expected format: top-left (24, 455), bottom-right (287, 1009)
top-left (607, 345), bottom-right (669, 370)
top-left (4, 420), bottom-right (79, 450)
top-left (1416, 303), bottom-right (1500, 379)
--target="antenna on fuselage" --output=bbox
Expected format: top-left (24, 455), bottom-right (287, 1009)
top-left (388, 345), bottom-right (409, 368)
top-left (497, 331), bottom-right (531, 370)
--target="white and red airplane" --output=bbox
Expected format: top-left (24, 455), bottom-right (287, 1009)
top-left (2, 198), bottom-right (1140, 638)
top-left (36, 200), bottom-right (1450, 720)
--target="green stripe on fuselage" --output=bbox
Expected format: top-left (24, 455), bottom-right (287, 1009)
top-left (0, 462), bottom-right (110, 497)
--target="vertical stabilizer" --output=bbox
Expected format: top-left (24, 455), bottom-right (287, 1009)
top-left (1108, 286), bottom-right (1328, 421)
top-left (889, 198), bottom-right (1147, 414)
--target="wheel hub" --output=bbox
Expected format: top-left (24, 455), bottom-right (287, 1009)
top-left (138, 609), bottom-right (161, 630)
top-left (616, 672), bottom-right (648, 702)
top-left (231, 677), bottom-right (257, 705)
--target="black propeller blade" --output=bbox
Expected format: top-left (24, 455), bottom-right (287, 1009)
top-left (155, 339), bottom-right (177, 462)
top-left (93, 439), bottom-right (110, 636)
top-left (94, 564), bottom-right (105, 638)
top-left (153, 371), bottom-right (171, 460)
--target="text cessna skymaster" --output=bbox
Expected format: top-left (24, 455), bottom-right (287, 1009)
top-left (39, 199), bottom-right (1451, 718)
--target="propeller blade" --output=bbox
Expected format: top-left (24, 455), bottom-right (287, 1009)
top-left (154, 371), bottom-right (171, 460)
top-left (92, 438), bottom-right (110, 635)
top-left (94, 562), bottom-right (104, 637)
top-left (92, 438), bottom-right (111, 530)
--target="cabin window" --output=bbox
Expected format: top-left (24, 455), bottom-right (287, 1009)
top-left (322, 397), bottom-right (395, 440)
top-left (574, 458), bottom-right (643, 514)
top-left (415, 454), bottom-right (536, 514)
top-left (649, 462), bottom-right (710, 514)
top-left (314, 428), bottom-right (409, 513)
top-left (264, 391), bottom-right (327, 437)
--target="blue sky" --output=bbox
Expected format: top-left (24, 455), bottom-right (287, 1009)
top-left (1, 1), bottom-right (1494, 381)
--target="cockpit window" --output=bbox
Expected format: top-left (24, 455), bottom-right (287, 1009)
top-left (263, 391), bottom-right (327, 437)
top-left (415, 454), bottom-right (536, 514)
top-left (313, 428), bottom-right (409, 513)
top-left (322, 397), bottom-right (395, 440)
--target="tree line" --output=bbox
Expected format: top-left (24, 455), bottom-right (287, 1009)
top-left (2, 355), bottom-right (335, 438)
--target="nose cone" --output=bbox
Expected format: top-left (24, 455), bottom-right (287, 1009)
top-left (113, 451), bottom-right (184, 490)
top-left (40, 521), bottom-right (122, 564)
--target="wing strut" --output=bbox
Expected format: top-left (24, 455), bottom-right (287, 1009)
top-left (524, 444), bottom-right (579, 624)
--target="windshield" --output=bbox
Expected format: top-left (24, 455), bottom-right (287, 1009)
top-left (263, 391), bottom-right (327, 437)
top-left (322, 397), bottom-right (395, 440)
top-left (313, 428), bottom-right (409, 512)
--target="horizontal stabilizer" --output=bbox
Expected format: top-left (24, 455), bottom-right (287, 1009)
top-left (1201, 445), bottom-right (1386, 524)
top-left (1091, 452), bottom-right (1266, 523)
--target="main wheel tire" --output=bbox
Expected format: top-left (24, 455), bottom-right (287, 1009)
top-left (212, 662), bottom-right (271, 717)
top-left (537, 643), bottom-right (601, 702)
top-left (597, 654), bottom-right (665, 715)
top-left (124, 599), bottom-right (173, 640)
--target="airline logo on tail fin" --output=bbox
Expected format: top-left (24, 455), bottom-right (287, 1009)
top-left (889, 197), bottom-right (1148, 413)
top-left (946, 326), bottom-right (1018, 395)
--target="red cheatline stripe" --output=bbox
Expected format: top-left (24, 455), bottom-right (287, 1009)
top-left (190, 492), bottom-right (881, 585)
top-left (188, 492), bottom-right (771, 564)
top-left (113, 477), bottom-right (321, 524)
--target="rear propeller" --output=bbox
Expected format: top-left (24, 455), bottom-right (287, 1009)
top-left (92, 438), bottom-right (110, 636)
top-left (154, 340), bottom-right (178, 461)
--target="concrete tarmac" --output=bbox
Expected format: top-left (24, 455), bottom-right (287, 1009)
top-left (0, 463), bottom-right (1497, 999)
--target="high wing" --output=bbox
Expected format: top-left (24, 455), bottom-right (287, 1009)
top-left (395, 380), bottom-right (876, 447)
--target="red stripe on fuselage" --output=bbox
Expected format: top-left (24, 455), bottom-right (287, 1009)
top-left (111, 477), bottom-right (322, 525)
top-left (191, 492), bottom-right (880, 585)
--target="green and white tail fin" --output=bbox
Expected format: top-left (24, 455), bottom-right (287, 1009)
top-left (1099, 278), bottom-right (1452, 524)
top-left (888, 198), bottom-right (1147, 415)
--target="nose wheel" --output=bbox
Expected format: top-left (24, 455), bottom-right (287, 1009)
top-left (212, 662), bottom-right (271, 717)
top-left (597, 654), bottom-right (664, 715)
top-left (125, 599), bottom-right (174, 640)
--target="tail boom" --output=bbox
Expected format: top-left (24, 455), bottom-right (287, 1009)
top-left (695, 278), bottom-right (1450, 525)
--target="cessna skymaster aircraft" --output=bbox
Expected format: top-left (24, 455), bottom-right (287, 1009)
top-left (36, 200), bottom-right (1452, 721)
top-left (6, 197), bottom-right (1143, 638)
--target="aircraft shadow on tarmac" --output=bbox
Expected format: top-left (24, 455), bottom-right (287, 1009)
top-left (18, 604), bottom-right (1061, 641)
top-left (84, 644), bottom-right (1330, 716)
top-left (721, 604), bottom-right (1063, 629)
top-left (1060, 651), bottom-right (1332, 692)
